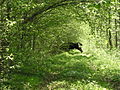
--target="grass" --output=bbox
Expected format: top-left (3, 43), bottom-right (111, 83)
top-left (2, 50), bottom-right (120, 90)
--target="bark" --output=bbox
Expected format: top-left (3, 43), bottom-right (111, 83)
top-left (108, 30), bottom-right (112, 49)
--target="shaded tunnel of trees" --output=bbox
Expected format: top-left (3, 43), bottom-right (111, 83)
top-left (0, 0), bottom-right (120, 89)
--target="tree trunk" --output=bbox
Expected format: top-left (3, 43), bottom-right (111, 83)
top-left (108, 30), bottom-right (113, 49)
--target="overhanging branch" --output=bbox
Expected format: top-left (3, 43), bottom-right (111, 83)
top-left (22, 0), bottom-right (67, 24)
top-left (22, 0), bottom-right (94, 24)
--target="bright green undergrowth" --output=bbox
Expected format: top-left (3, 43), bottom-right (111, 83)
top-left (5, 49), bottom-right (120, 90)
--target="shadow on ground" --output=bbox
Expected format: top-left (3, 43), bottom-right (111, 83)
top-left (38, 52), bottom-right (118, 90)
top-left (7, 51), bottom-right (120, 90)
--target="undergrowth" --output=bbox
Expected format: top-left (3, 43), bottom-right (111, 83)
top-left (2, 49), bottom-right (120, 90)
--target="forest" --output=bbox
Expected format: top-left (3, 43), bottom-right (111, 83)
top-left (0, 0), bottom-right (120, 90)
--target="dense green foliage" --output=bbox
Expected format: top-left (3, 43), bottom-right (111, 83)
top-left (0, 0), bottom-right (120, 90)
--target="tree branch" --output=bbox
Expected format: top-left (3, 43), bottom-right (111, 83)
top-left (22, 0), bottom-right (93, 24)
top-left (22, 0), bottom-right (67, 24)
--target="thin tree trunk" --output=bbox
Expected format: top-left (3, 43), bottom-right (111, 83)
top-left (108, 5), bottom-right (113, 49)
top-left (117, 0), bottom-right (120, 49)
top-left (115, 18), bottom-right (118, 48)
top-left (115, 31), bottom-right (118, 48)
top-left (108, 30), bottom-right (112, 49)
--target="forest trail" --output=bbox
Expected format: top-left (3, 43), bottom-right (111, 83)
top-left (1, 0), bottom-right (120, 90)
top-left (8, 51), bottom-right (120, 90)
top-left (38, 51), bottom-right (120, 90)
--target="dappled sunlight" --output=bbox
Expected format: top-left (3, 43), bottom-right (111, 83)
top-left (36, 51), bottom-right (118, 89)
top-left (1, 0), bottom-right (120, 90)
top-left (47, 80), bottom-right (112, 90)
